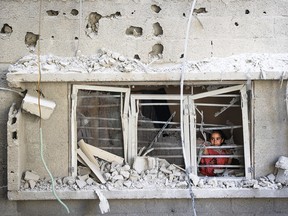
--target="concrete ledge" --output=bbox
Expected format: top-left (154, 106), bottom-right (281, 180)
top-left (7, 188), bottom-right (288, 200)
top-left (7, 71), bottom-right (288, 88)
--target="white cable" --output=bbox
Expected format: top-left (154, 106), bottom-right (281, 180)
top-left (180, 1), bottom-right (197, 216)
top-left (75, 0), bottom-right (83, 56)
top-left (180, 0), bottom-right (197, 168)
top-left (37, 0), bottom-right (70, 213)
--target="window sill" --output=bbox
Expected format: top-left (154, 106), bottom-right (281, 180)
top-left (8, 188), bottom-right (288, 200)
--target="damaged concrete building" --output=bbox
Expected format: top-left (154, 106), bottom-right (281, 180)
top-left (0, 0), bottom-right (288, 215)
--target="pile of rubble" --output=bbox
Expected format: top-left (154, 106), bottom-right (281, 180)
top-left (8, 49), bottom-right (147, 74)
top-left (21, 155), bottom-right (288, 192)
top-left (21, 157), bottom-right (188, 192)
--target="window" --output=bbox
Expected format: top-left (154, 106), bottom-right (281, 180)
top-left (71, 84), bottom-right (251, 178)
top-left (71, 85), bottom-right (130, 176)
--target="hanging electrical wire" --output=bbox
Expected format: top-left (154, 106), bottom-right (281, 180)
top-left (75, 0), bottom-right (83, 56)
top-left (180, 0), bottom-right (198, 215)
top-left (36, 0), bottom-right (70, 213)
top-left (0, 87), bottom-right (25, 97)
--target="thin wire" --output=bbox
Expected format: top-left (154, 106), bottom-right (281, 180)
top-left (0, 87), bottom-right (24, 97)
top-left (180, 1), bottom-right (197, 216)
top-left (36, 0), bottom-right (70, 213)
top-left (75, 0), bottom-right (83, 56)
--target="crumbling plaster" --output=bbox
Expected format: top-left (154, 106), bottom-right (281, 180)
top-left (1, 0), bottom-right (288, 63)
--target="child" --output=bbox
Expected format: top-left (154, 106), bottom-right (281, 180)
top-left (199, 130), bottom-right (232, 176)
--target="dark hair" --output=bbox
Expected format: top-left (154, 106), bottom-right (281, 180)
top-left (209, 130), bottom-right (226, 141)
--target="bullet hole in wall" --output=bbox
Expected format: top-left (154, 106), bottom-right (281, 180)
top-left (131, 10), bottom-right (136, 15)
top-left (51, 36), bottom-right (54, 39)
top-left (134, 54), bottom-right (140, 60)
top-left (245, 9), bottom-right (250, 14)
top-left (234, 22), bottom-right (239, 26)
top-left (183, 13), bottom-right (186, 17)
top-left (151, 4), bottom-right (161, 13)
top-left (193, 7), bottom-right (207, 14)
top-left (263, 11), bottom-right (267, 14)
top-left (63, 12), bottom-right (66, 15)
top-left (12, 131), bottom-right (17, 140)
top-left (12, 117), bottom-right (17, 124)
top-left (149, 43), bottom-right (164, 59)
top-left (180, 54), bottom-right (184, 58)
top-left (46, 10), bottom-right (59, 16)
top-left (75, 37), bottom-right (78, 40)
top-left (106, 11), bottom-right (121, 18)
top-left (71, 9), bottom-right (79, 16)
top-left (153, 22), bottom-right (163, 36)
top-left (25, 32), bottom-right (39, 47)
top-left (86, 12), bottom-right (102, 37)
top-left (126, 26), bottom-right (143, 37)
top-left (1, 23), bottom-right (12, 34)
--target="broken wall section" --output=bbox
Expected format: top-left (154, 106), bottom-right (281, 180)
top-left (7, 83), bottom-right (70, 186)
top-left (7, 103), bottom-right (25, 191)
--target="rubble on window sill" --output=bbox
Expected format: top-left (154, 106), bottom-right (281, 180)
top-left (20, 157), bottom-right (287, 193)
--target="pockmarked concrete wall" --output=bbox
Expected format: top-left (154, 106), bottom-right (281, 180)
top-left (1, 0), bottom-right (288, 215)
top-left (0, 0), bottom-right (288, 64)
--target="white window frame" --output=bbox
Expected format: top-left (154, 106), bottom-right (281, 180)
top-left (71, 85), bottom-right (130, 177)
top-left (188, 84), bottom-right (252, 178)
top-left (71, 84), bottom-right (251, 178)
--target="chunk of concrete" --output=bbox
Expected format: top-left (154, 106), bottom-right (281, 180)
top-left (28, 180), bottom-right (36, 189)
top-left (21, 94), bottom-right (56, 120)
top-left (133, 156), bottom-right (157, 174)
top-left (189, 173), bottom-right (200, 186)
top-left (76, 179), bottom-right (87, 189)
top-left (77, 166), bottom-right (91, 176)
top-left (86, 177), bottom-right (95, 185)
top-left (63, 176), bottom-right (76, 186)
top-left (77, 174), bottom-right (89, 182)
top-left (120, 170), bottom-right (130, 179)
top-left (24, 171), bottom-right (40, 181)
top-left (275, 156), bottom-right (288, 170)
top-left (275, 169), bottom-right (288, 185)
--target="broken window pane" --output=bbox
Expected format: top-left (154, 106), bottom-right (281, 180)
top-left (77, 89), bottom-right (124, 157)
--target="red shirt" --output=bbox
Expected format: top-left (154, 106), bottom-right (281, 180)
top-left (199, 148), bottom-right (229, 176)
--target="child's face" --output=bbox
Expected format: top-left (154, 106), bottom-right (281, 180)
top-left (210, 132), bottom-right (224, 146)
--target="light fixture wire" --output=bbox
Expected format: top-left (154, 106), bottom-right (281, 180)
top-left (36, 0), bottom-right (70, 213)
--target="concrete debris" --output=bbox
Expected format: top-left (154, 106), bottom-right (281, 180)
top-left (63, 176), bottom-right (76, 186)
top-left (78, 166), bottom-right (91, 176)
top-left (76, 179), bottom-right (87, 189)
top-left (189, 173), bottom-right (200, 186)
top-left (94, 188), bottom-right (110, 214)
top-left (20, 155), bottom-right (288, 192)
top-left (28, 180), bottom-right (36, 189)
top-left (8, 53), bottom-right (288, 79)
top-left (24, 171), bottom-right (40, 181)
top-left (276, 169), bottom-right (288, 186)
top-left (275, 156), bottom-right (288, 170)
top-left (133, 156), bottom-right (158, 174)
